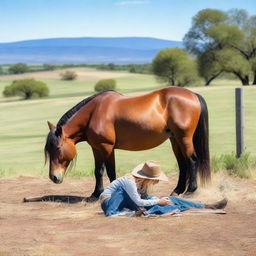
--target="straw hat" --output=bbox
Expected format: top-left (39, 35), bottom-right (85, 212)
top-left (131, 161), bottom-right (168, 181)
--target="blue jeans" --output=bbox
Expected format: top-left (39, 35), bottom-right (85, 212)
top-left (145, 196), bottom-right (205, 215)
top-left (101, 187), bottom-right (205, 216)
top-left (101, 187), bottom-right (139, 216)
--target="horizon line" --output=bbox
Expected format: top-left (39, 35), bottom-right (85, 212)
top-left (0, 36), bottom-right (182, 44)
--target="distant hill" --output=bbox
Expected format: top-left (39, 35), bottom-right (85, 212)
top-left (0, 37), bottom-right (183, 64)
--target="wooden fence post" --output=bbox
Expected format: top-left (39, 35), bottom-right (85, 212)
top-left (235, 88), bottom-right (244, 158)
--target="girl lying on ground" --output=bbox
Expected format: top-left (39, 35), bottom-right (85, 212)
top-left (99, 161), bottom-right (227, 217)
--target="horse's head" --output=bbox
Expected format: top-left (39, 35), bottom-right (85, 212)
top-left (44, 121), bottom-right (77, 184)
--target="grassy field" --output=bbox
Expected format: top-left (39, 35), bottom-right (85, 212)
top-left (0, 67), bottom-right (255, 177)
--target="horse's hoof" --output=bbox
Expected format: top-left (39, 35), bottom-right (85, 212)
top-left (85, 195), bottom-right (99, 203)
top-left (170, 191), bottom-right (179, 196)
top-left (186, 186), bottom-right (197, 195)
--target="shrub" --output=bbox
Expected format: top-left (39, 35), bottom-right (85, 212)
top-left (211, 152), bottom-right (256, 178)
top-left (94, 79), bottom-right (116, 92)
top-left (8, 63), bottom-right (28, 74)
top-left (60, 70), bottom-right (77, 80)
top-left (3, 78), bottom-right (49, 100)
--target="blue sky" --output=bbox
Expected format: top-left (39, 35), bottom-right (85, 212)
top-left (0, 0), bottom-right (255, 43)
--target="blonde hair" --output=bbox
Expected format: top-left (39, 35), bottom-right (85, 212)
top-left (134, 177), bottom-right (159, 196)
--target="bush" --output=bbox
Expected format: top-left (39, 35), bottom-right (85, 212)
top-left (211, 152), bottom-right (256, 178)
top-left (3, 78), bottom-right (49, 100)
top-left (8, 63), bottom-right (28, 74)
top-left (60, 70), bottom-right (77, 80)
top-left (94, 79), bottom-right (116, 92)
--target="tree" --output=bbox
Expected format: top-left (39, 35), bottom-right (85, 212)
top-left (94, 79), bottom-right (116, 92)
top-left (184, 8), bottom-right (256, 85)
top-left (152, 48), bottom-right (200, 86)
top-left (215, 48), bottom-right (251, 85)
top-left (43, 64), bottom-right (55, 71)
top-left (197, 51), bottom-right (223, 85)
top-left (8, 63), bottom-right (28, 74)
top-left (60, 70), bottom-right (77, 80)
top-left (183, 9), bottom-right (228, 55)
top-left (3, 79), bottom-right (49, 99)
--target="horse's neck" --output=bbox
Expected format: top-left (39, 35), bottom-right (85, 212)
top-left (62, 103), bottom-right (94, 143)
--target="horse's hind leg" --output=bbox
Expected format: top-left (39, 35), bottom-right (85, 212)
top-left (170, 138), bottom-right (187, 195)
top-left (179, 136), bottom-right (198, 194)
top-left (170, 135), bottom-right (198, 195)
top-left (186, 153), bottom-right (198, 194)
top-left (105, 150), bottom-right (116, 182)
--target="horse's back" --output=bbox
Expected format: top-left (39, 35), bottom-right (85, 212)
top-left (87, 88), bottom-right (201, 150)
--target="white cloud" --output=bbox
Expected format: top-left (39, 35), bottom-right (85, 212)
top-left (116, 1), bottom-right (150, 6)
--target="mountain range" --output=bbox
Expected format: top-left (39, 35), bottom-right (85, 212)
top-left (0, 37), bottom-right (183, 64)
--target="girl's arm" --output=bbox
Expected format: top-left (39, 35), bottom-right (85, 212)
top-left (122, 178), bottom-right (160, 207)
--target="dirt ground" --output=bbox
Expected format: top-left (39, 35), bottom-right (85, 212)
top-left (0, 173), bottom-right (255, 256)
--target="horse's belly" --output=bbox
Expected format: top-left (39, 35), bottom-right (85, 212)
top-left (115, 130), bottom-right (169, 151)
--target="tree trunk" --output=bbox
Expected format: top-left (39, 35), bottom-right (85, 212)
top-left (168, 78), bottom-right (175, 86)
top-left (233, 72), bottom-right (250, 86)
top-left (25, 92), bottom-right (32, 99)
top-left (244, 75), bottom-right (250, 86)
top-left (205, 71), bottom-right (223, 86)
top-left (253, 72), bottom-right (256, 85)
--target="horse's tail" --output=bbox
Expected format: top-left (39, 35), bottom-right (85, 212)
top-left (193, 93), bottom-right (211, 185)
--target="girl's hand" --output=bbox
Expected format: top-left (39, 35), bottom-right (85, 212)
top-left (159, 197), bottom-right (171, 205)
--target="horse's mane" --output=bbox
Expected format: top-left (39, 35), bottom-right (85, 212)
top-left (57, 90), bottom-right (118, 127)
top-left (44, 90), bottom-right (119, 165)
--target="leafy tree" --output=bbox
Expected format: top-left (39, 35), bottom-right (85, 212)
top-left (8, 63), bottom-right (28, 74)
top-left (60, 70), bottom-right (77, 80)
top-left (183, 9), bottom-right (228, 55)
top-left (197, 51), bottom-right (223, 85)
top-left (107, 63), bottom-right (115, 70)
top-left (3, 79), bottom-right (49, 99)
top-left (250, 57), bottom-right (256, 84)
top-left (94, 79), bottom-right (116, 92)
top-left (43, 64), bottom-right (55, 71)
top-left (152, 48), bottom-right (200, 86)
top-left (215, 48), bottom-right (251, 85)
top-left (184, 8), bottom-right (256, 85)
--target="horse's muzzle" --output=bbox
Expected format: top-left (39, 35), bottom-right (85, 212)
top-left (50, 172), bottom-right (63, 184)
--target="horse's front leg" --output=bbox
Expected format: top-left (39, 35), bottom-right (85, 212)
top-left (85, 148), bottom-right (105, 202)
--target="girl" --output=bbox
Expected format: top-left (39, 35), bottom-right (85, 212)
top-left (99, 161), bottom-right (227, 217)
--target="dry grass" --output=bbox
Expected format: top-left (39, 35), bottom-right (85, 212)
top-left (0, 67), bottom-right (131, 81)
top-left (0, 175), bottom-right (256, 256)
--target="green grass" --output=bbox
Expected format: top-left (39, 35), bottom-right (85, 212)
top-left (211, 152), bottom-right (256, 178)
top-left (0, 68), bottom-right (255, 178)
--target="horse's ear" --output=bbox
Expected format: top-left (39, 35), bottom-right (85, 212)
top-left (47, 121), bottom-right (56, 130)
top-left (55, 125), bottom-right (62, 137)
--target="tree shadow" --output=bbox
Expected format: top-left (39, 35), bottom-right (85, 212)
top-left (23, 195), bottom-right (86, 204)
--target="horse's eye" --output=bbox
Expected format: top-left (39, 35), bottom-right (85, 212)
top-left (57, 146), bottom-right (61, 151)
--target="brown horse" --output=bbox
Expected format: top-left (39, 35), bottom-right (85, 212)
top-left (44, 87), bottom-right (210, 201)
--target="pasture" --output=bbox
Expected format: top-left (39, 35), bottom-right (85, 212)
top-left (0, 67), bottom-right (256, 177)
top-left (0, 67), bottom-right (256, 256)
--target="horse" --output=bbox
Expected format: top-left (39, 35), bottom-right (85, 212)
top-left (44, 86), bottom-right (211, 201)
